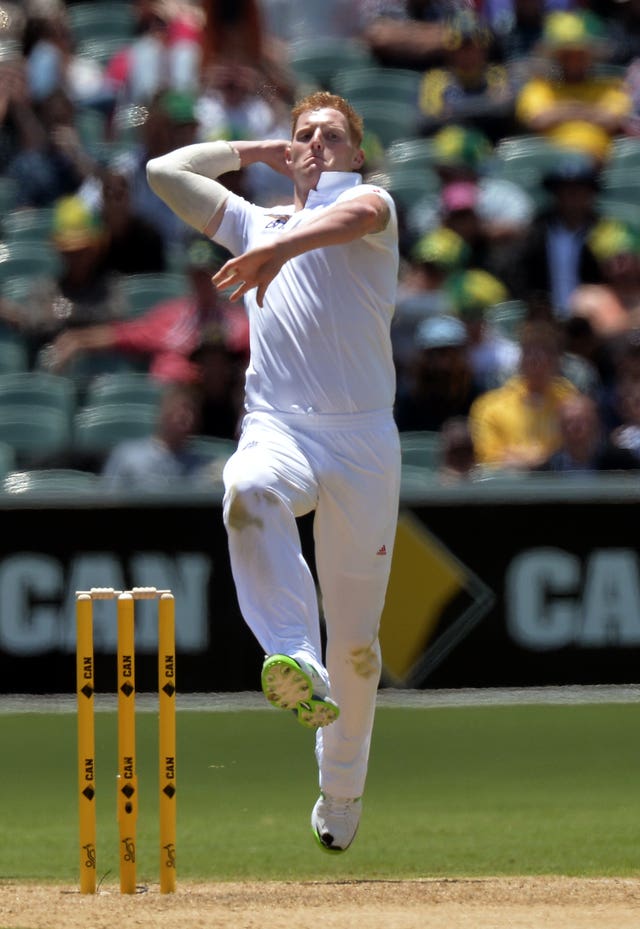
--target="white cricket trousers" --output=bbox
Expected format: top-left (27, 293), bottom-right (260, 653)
top-left (222, 408), bottom-right (401, 799)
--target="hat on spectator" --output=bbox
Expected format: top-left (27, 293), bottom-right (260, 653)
top-left (440, 181), bottom-right (479, 213)
top-left (446, 269), bottom-right (509, 320)
top-left (587, 218), bottom-right (640, 262)
top-left (542, 152), bottom-right (601, 191)
top-left (539, 10), bottom-right (609, 57)
top-left (415, 315), bottom-right (468, 350)
top-left (443, 10), bottom-right (492, 49)
top-left (476, 178), bottom-right (535, 229)
top-left (431, 125), bottom-right (492, 174)
top-left (51, 195), bottom-right (105, 251)
top-left (410, 227), bottom-right (470, 269)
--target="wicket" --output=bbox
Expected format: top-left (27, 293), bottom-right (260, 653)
top-left (76, 587), bottom-right (177, 894)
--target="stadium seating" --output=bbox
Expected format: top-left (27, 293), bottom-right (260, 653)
top-left (374, 167), bottom-right (440, 210)
top-left (332, 66), bottom-right (422, 107)
top-left (385, 137), bottom-right (437, 173)
top-left (84, 372), bottom-right (165, 408)
top-left (0, 371), bottom-right (76, 412)
top-left (0, 406), bottom-right (72, 466)
top-left (187, 435), bottom-right (238, 463)
top-left (0, 331), bottom-right (30, 375)
top-left (0, 241), bottom-right (61, 284)
top-left (2, 468), bottom-right (100, 494)
top-left (66, 1), bottom-right (136, 43)
top-left (0, 441), bottom-right (16, 480)
top-left (400, 431), bottom-right (441, 470)
top-left (72, 402), bottom-right (159, 456)
top-left (0, 177), bottom-right (19, 215)
top-left (1, 208), bottom-right (54, 244)
top-left (485, 301), bottom-right (528, 341)
top-left (353, 100), bottom-right (421, 150)
top-left (119, 273), bottom-right (190, 318)
top-left (288, 38), bottom-right (374, 92)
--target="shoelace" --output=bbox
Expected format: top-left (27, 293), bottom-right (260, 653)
top-left (322, 796), bottom-right (358, 818)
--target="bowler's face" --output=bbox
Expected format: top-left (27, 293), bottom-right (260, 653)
top-left (287, 107), bottom-right (363, 187)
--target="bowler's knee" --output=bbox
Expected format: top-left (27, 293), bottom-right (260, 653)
top-left (348, 640), bottom-right (381, 679)
top-left (223, 481), bottom-right (280, 532)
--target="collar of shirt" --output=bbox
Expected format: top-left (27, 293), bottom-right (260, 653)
top-left (305, 171), bottom-right (362, 208)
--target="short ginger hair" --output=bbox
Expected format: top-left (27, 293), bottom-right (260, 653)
top-left (290, 91), bottom-right (364, 148)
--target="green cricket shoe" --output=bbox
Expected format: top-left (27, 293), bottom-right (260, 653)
top-left (260, 654), bottom-right (340, 729)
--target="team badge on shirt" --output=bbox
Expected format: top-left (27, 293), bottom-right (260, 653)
top-left (264, 214), bottom-right (290, 229)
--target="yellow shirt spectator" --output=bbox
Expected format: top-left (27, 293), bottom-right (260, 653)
top-left (516, 74), bottom-right (632, 162)
top-left (515, 10), bottom-right (632, 163)
top-left (469, 320), bottom-right (579, 469)
top-left (470, 373), bottom-right (579, 467)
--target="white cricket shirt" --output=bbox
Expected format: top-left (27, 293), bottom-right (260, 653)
top-left (214, 171), bottom-right (399, 416)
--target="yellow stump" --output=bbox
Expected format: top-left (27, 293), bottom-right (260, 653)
top-left (158, 593), bottom-right (177, 893)
top-left (117, 593), bottom-right (137, 894)
top-left (76, 594), bottom-right (96, 894)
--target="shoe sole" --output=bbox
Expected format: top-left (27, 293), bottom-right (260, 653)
top-left (261, 656), bottom-right (340, 729)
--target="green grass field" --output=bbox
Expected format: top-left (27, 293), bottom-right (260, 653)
top-left (2, 700), bottom-right (639, 886)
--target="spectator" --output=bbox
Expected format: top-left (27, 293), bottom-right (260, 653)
top-left (561, 313), bottom-right (614, 401)
top-left (427, 122), bottom-right (495, 188)
top-left (101, 381), bottom-right (212, 490)
top-left (0, 6), bottom-right (45, 173)
top-left (515, 152), bottom-right (604, 320)
top-left (22, 0), bottom-right (108, 110)
top-left (489, 0), bottom-right (578, 90)
top-left (535, 391), bottom-right (640, 472)
top-left (258, 0), bottom-right (366, 47)
top-left (104, 0), bottom-right (204, 107)
top-left (113, 89), bottom-right (203, 264)
top-left (515, 9), bottom-right (633, 164)
top-left (201, 0), bottom-right (296, 130)
top-left (195, 62), bottom-right (293, 205)
top-left (47, 194), bottom-right (120, 323)
top-left (47, 236), bottom-right (249, 385)
top-left (6, 87), bottom-right (96, 208)
top-left (592, 326), bottom-right (640, 433)
top-left (438, 181), bottom-right (492, 271)
top-left (436, 179), bottom-right (528, 293)
top-left (418, 9), bottom-right (518, 143)
top-left (197, 63), bottom-right (283, 143)
top-left (568, 217), bottom-right (640, 338)
top-left (190, 323), bottom-right (246, 440)
top-left (469, 318), bottom-right (579, 471)
top-left (406, 123), bottom-right (535, 288)
top-left (438, 414), bottom-right (480, 482)
top-left (610, 367), bottom-right (640, 459)
top-left (0, 194), bottom-right (124, 356)
top-left (200, 0), bottom-right (264, 68)
top-left (394, 314), bottom-right (485, 431)
top-left (392, 226), bottom-right (468, 386)
top-left (598, 0), bottom-right (640, 67)
top-left (484, 0), bottom-right (576, 29)
top-left (445, 267), bottom-right (519, 390)
top-left (93, 159), bottom-right (167, 275)
top-left (362, 0), bottom-right (451, 71)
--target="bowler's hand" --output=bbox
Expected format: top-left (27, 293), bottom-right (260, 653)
top-left (212, 244), bottom-right (286, 307)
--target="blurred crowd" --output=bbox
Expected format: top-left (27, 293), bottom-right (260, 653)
top-left (4, 0), bottom-right (640, 485)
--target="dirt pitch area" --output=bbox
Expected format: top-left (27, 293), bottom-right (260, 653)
top-left (2, 877), bottom-right (640, 929)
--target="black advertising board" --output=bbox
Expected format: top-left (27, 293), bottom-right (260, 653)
top-left (0, 478), bottom-right (639, 693)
